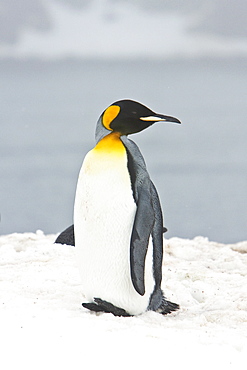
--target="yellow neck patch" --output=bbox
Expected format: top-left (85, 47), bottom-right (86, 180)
top-left (102, 105), bottom-right (120, 130)
top-left (93, 132), bottom-right (125, 155)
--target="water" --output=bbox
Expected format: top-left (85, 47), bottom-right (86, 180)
top-left (1, 58), bottom-right (246, 243)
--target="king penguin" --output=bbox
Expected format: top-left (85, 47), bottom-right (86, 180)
top-left (56, 99), bottom-right (180, 316)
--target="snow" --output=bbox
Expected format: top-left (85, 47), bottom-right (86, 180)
top-left (1, 231), bottom-right (246, 369)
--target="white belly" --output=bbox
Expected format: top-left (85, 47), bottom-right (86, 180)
top-left (74, 149), bottom-right (154, 315)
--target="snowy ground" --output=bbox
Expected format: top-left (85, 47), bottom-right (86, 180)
top-left (1, 231), bottom-right (246, 369)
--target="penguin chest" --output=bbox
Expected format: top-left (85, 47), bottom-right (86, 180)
top-left (74, 149), bottom-right (140, 309)
top-left (75, 149), bottom-right (136, 233)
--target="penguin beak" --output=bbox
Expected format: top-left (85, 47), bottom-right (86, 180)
top-left (140, 113), bottom-right (181, 124)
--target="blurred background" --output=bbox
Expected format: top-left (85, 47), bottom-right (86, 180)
top-left (1, 0), bottom-right (247, 243)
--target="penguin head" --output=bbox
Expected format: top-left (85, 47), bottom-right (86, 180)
top-left (95, 99), bottom-right (181, 142)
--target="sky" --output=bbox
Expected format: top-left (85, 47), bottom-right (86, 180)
top-left (1, 0), bottom-right (247, 59)
top-left (1, 0), bottom-right (246, 241)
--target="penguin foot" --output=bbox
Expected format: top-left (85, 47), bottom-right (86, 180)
top-left (158, 298), bottom-right (180, 315)
top-left (82, 298), bottom-right (131, 317)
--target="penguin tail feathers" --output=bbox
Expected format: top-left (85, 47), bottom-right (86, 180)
top-left (54, 225), bottom-right (75, 246)
top-left (158, 297), bottom-right (180, 315)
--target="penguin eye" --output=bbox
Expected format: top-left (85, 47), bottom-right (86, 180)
top-left (132, 111), bottom-right (137, 115)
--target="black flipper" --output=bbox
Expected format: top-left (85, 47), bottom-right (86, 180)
top-left (122, 136), bottom-right (179, 313)
top-left (55, 225), bottom-right (75, 246)
top-left (122, 137), bottom-right (155, 296)
top-left (123, 136), bottom-right (160, 296)
top-left (82, 298), bottom-right (131, 317)
top-left (130, 176), bottom-right (155, 296)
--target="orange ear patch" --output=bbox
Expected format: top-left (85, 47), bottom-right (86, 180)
top-left (102, 105), bottom-right (120, 130)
